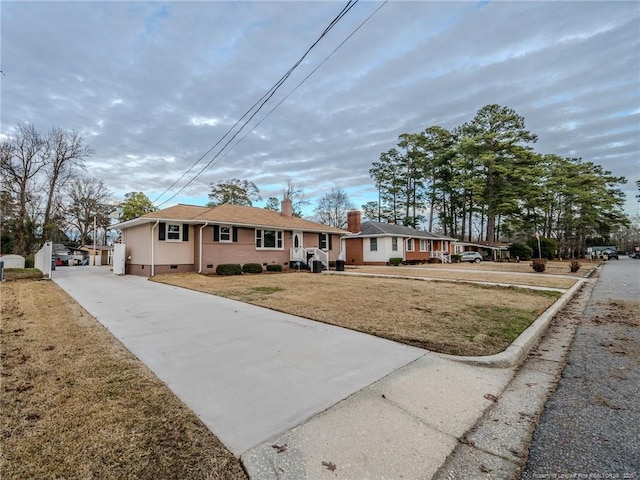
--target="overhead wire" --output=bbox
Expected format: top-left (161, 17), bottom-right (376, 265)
top-left (204, 0), bottom-right (390, 175)
top-left (154, 0), bottom-right (359, 206)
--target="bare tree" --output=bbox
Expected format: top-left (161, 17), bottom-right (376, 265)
top-left (42, 127), bottom-right (91, 241)
top-left (283, 180), bottom-right (308, 218)
top-left (65, 177), bottom-right (114, 246)
top-left (0, 124), bottom-right (49, 255)
top-left (313, 187), bottom-right (354, 229)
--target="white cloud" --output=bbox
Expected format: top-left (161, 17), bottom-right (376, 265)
top-left (1, 1), bottom-right (638, 214)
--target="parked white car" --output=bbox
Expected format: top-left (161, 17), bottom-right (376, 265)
top-left (460, 251), bottom-right (483, 263)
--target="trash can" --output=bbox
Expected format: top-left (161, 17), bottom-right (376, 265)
top-left (312, 260), bottom-right (323, 273)
top-left (335, 260), bottom-right (345, 271)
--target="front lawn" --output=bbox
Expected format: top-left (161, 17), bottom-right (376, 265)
top-left (153, 272), bottom-right (563, 356)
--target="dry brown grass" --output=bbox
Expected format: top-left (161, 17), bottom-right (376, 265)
top-left (353, 259), bottom-right (593, 287)
top-left (0, 279), bottom-right (246, 480)
top-left (153, 271), bottom-right (563, 356)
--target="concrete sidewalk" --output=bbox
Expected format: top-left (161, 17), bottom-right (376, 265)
top-left (52, 265), bottom-right (583, 478)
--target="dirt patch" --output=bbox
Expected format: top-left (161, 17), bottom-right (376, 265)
top-left (0, 279), bottom-right (246, 480)
top-left (153, 272), bottom-right (562, 356)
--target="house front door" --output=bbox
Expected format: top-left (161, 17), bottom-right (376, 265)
top-left (293, 231), bottom-right (303, 249)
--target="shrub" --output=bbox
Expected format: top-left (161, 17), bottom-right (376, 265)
top-left (266, 264), bottom-right (283, 272)
top-left (242, 263), bottom-right (263, 274)
top-left (388, 257), bottom-right (403, 266)
top-left (329, 261), bottom-right (336, 268)
top-left (216, 264), bottom-right (242, 276)
top-left (452, 254), bottom-right (462, 263)
top-left (24, 254), bottom-right (35, 269)
top-left (569, 260), bottom-right (581, 273)
top-left (509, 242), bottom-right (533, 261)
top-left (531, 258), bottom-right (547, 273)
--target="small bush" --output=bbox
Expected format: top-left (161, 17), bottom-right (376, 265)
top-left (242, 263), bottom-right (263, 274)
top-left (24, 254), bottom-right (35, 269)
top-left (569, 260), bottom-right (581, 273)
top-left (266, 264), bottom-right (283, 272)
top-left (216, 264), bottom-right (242, 276)
top-left (388, 257), bottom-right (403, 266)
top-left (452, 254), bottom-right (462, 263)
top-left (531, 258), bottom-right (547, 273)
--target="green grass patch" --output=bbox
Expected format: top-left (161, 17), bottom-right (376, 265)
top-left (3, 268), bottom-right (43, 281)
top-left (250, 286), bottom-right (284, 295)
top-left (471, 305), bottom-right (536, 342)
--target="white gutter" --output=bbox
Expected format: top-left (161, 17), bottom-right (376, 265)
top-left (198, 222), bottom-right (209, 273)
top-left (151, 220), bottom-right (159, 277)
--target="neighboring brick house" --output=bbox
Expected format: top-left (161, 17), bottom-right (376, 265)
top-left (343, 210), bottom-right (457, 266)
top-left (112, 199), bottom-right (346, 277)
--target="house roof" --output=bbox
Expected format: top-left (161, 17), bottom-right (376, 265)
top-left (193, 204), bottom-right (346, 233)
top-left (112, 203), bottom-right (347, 234)
top-left (347, 221), bottom-right (457, 241)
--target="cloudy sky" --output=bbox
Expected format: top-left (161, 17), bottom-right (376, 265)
top-left (2, 1), bottom-right (639, 217)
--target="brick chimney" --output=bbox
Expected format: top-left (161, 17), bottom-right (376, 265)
top-left (281, 198), bottom-right (293, 218)
top-left (347, 210), bottom-right (361, 233)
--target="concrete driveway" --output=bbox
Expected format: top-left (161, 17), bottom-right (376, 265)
top-left (52, 267), bottom-right (424, 455)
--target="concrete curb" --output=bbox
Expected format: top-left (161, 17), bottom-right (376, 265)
top-left (436, 278), bottom-right (586, 368)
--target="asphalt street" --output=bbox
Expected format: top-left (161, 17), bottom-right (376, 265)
top-left (521, 257), bottom-right (640, 479)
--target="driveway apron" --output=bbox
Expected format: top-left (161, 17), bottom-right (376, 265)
top-left (52, 267), bottom-right (424, 455)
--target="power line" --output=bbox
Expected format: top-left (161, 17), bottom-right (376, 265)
top-left (207, 1), bottom-right (390, 174)
top-left (154, 0), bottom-right (359, 206)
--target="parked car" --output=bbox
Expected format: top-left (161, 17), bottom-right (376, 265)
top-left (629, 252), bottom-right (640, 259)
top-left (602, 249), bottom-right (618, 260)
top-left (460, 251), bottom-right (483, 263)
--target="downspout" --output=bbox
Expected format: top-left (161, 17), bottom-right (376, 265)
top-left (199, 222), bottom-right (209, 273)
top-left (151, 220), bottom-right (159, 277)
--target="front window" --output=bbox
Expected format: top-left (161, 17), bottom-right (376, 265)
top-left (167, 224), bottom-right (181, 242)
top-left (320, 233), bottom-right (329, 250)
top-left (370, 238), bottom-right (378, 251)
top-left (219, 226), bottom-right (231, 242)
top-left (419, 239), bottom-right (428, 252)
top-left (256, 229), bottom-right (283, 249)
top-left (406, 238), bottom-right (414, 251)
top-left (392, 237), bottom-right (398, 251)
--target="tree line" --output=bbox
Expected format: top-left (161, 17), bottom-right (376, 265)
top-left (1, 124), bottom-right (156, 258)
top-left (367, 104), bottom-right (630, 257)
top-left (2, 107), bottom-right (637, 261)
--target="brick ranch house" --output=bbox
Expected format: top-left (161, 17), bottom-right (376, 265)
top-left (112, 199), bottom-right (346, 277)
top-left (342, 210), bottom-right (457, 266)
